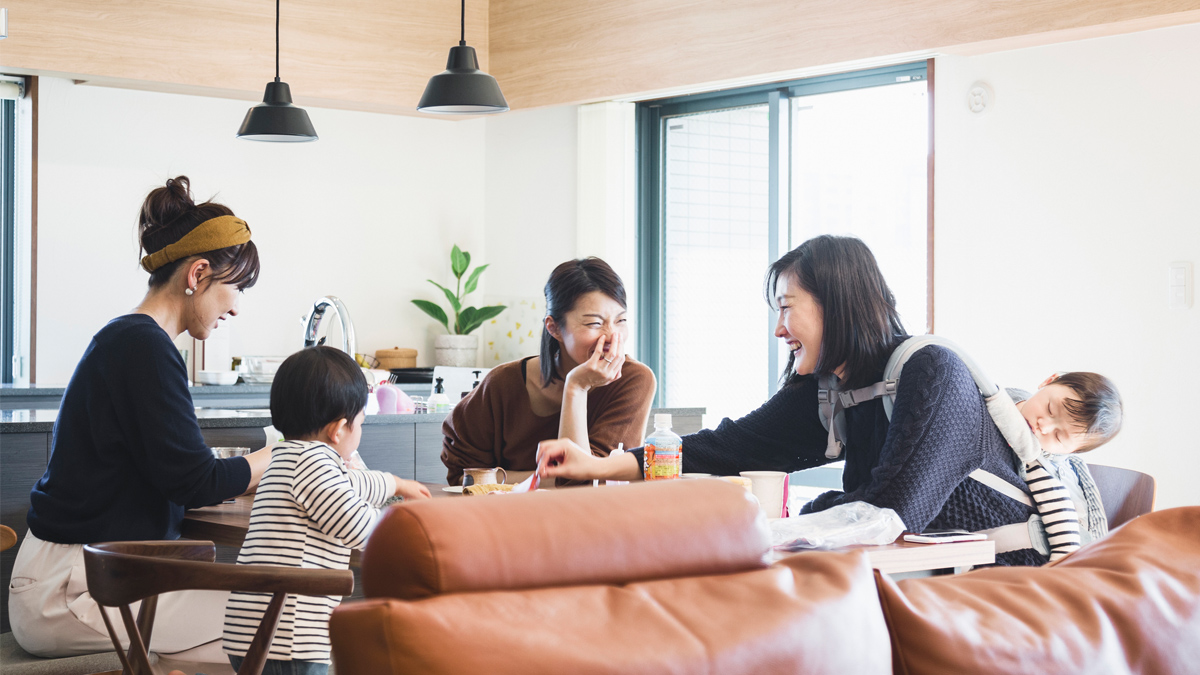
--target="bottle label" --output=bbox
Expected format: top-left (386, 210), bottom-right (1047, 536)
top-left (644, 441), bottom-right (682, 481)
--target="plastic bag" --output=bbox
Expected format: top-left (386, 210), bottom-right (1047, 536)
top-left (770, 501), bottom-right (906, 551)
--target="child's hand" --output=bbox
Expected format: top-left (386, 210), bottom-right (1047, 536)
top-left (394, 476), bottom-right (432, 501)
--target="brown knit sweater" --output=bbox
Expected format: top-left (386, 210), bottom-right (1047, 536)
top-left (441, 356), bottom-right (656, 485)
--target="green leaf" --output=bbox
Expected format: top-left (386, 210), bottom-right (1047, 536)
top-left (463, 263), bottom-right (489, 295)
top-left (411, 300), bottom-right (449, 333)
top-left (451, 245), bottom-right (469, 279)
top-left (456, 306), bottom-right (478, 335)
top-left (427, 280), bottom-right (461, 314)
top-left (460, 304), bottom-right (506, 335)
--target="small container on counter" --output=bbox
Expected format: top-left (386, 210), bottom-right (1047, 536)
top-left (411, 396), bottom-right (427, 414)
top-left (427, 377), bottom-right (451, 414)
top-left (376, 347), bottom-right (418, 370)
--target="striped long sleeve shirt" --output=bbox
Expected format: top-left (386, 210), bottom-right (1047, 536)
top-left (222, 440), bottom-right (392, 664)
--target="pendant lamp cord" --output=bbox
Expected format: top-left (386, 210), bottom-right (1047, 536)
top-left (275, 0), bottom-right (281, 82)
top-left (459, 0), bottom-right (466, 46)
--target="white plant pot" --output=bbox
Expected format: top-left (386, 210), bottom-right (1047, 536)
top-left (434, 334), bottom-right (479, 367)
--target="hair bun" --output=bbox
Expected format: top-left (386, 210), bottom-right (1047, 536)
top-left (139, 175), bottom-right (197, 253)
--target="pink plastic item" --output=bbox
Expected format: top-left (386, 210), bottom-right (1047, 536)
top-left (395, 389), bottom-right (415, 415)
top-left (376, 383), bottom-right (399, 414)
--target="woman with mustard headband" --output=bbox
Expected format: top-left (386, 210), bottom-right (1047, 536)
top-left (9, 177), bottom-right (272, 661)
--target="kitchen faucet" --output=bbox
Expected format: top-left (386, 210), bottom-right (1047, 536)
top-left (302, 296), bottom-right (356, 357)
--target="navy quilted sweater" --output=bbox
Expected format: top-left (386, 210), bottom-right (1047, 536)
top-left (635, 344), bottom-right (1045, 566)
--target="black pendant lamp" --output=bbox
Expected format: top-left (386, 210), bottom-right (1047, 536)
top-left (237, 0), bottom-right (318, 142)
top-left (417, 0), bottom-right (508, 114)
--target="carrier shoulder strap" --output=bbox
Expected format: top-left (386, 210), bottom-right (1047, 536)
top-left (815, 335), bottom-right (1022, 501)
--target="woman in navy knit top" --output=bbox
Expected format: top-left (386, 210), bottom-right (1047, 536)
top-left (10, 177), bottom-right (275, 658)
top-left (538, 235), bottom-right (1045, 566)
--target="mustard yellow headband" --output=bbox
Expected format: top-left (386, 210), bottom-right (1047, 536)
top-left (140, 215), bottom-right (252, 273)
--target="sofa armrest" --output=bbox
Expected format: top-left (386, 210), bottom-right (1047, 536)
top-left (877, 506), bottom-right (1200, 675)
top-left (362, 479), bottom-right (770, 599)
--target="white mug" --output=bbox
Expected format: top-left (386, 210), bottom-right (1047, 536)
top-left (739, 470), bottom-right (790, 518)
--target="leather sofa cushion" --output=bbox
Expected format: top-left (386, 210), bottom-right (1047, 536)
top-left (332, 549), bottom-right (891, 675)
top-left (362, 479), bottom-right (771, 600)
top-left (877, 506), bottom-right (1200, 675)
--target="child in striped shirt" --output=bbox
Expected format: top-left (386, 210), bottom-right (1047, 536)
top-left (222, 346), bottom-right (430, 675)
top-left (1012, 371), bottom-right (1123, 559)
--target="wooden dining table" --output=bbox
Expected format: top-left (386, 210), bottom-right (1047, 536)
top-left (182, 483), bottom-right (994, 574)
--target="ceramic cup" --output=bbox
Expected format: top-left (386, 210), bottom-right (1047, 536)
top-left (720, 476), bottom-right (753, 492)
top-left (739, 470), bottom-right (790, 518)
top-left (463, 467), bottom-right (508, 487)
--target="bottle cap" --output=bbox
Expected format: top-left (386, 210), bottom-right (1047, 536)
top-left (654, 413), bottom-right (672, 427)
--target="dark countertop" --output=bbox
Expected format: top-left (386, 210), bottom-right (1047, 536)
top-left (1, 408), bottom-right (450, 434)
top-left (2, 382), bottom-right (435, 410)
top-left (1, 406), bottom-right (706, 434)
top-left (1, 383), bottom-right (275, 397)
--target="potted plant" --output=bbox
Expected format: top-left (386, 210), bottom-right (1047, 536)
top-left (412, 245), bottom-right (507, 366)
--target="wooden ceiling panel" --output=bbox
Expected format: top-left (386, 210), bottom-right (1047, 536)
top-left (489, 0), bottom-right (1200, 110)
top-left (0, 0), bottom-right (488, 114)
top-left (2, 0), bottom-right (1198, 113)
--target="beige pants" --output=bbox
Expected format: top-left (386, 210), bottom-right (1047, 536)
top-left (8, 531), bottom-right (228, 660)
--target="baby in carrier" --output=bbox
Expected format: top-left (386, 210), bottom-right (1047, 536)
top-left (1006, 372), bottom-right (1123, 552)
top-left (820, 336), bottom-right (1124, 563)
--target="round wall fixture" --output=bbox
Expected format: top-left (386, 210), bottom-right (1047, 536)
top-left (968, 82), bottom-right (994, 113)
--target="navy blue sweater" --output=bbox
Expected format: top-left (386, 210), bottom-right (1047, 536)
top-left (27, 314), bottom-right (251, 544)
top-left (636, 345), bottom-right (1044, 566)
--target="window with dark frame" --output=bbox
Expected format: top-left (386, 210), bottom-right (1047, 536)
top-left (637, 62), bottom-right (933, 423)
top-left (1, 96), bottom-right (16, 384)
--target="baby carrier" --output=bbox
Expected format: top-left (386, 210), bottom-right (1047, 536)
top-left (816, 335), bottom-right (1092, 560)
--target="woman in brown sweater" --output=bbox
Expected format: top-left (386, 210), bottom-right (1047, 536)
top-left (441, 258), bottom-right (656, 484)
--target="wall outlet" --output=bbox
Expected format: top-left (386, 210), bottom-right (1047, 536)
top-left (1169, 262), bottom-right (1193, 310)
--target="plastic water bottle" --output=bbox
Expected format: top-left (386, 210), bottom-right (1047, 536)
top-left (643, 414), bottom-right (682, 481)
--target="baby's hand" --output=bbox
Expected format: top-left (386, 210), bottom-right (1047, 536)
top-left (394, 477), bottom-right (432, 501)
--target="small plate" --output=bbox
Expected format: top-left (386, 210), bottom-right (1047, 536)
top-left (441, 485), bottom-right (464, 493)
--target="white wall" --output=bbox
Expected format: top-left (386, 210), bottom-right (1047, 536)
top-left (36, 77), bottom-right (487, 381)
top-left (482, 105), bottom-right (578, 298)
top-left (934, 23), bottom-right (1200, 509)
top-left (478, 105), bottom-right (578, 363)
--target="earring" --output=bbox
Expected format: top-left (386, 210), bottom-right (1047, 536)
top-left (185, 288), bottom-right (194, 296)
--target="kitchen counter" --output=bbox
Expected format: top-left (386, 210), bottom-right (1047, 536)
top-left (0, 408), bottom-right (448, 434)
top-left (1, 381), bottom-right (431, 410)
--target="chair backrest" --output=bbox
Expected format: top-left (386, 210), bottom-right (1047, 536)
top-left (0, 525), bottom-right (16, 552)
top-left (83, 540), bottom-right (353, 675)
top-left (1087, 463), bottom-right (1156, 529)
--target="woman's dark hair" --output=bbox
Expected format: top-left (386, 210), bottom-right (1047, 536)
top-left (138, 176), bottom-right (260, 291)
top-left (766, 235), bottom-right (906, 389)
top-left (1054, 372), bottom-right (1123, 453)
top-left (540, 257), bottom-right (627, 386)
top-left (270, 346), bottom-right (368, 439)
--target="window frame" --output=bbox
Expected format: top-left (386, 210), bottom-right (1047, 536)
top-left (636, 61), bottom-right (933, 407)
top-left (2, 97), bottom-right (16, 383)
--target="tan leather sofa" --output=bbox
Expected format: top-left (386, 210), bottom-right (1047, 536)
top-left (330, 480), bottom-right (1200, 675)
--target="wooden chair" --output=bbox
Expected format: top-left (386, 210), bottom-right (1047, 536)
top-left (83, 540), bottom-right (353, 675)
top-left (1, 524), bottom-right (17, 551)
top-left (1087, 464), bottom-right (1157, 529)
